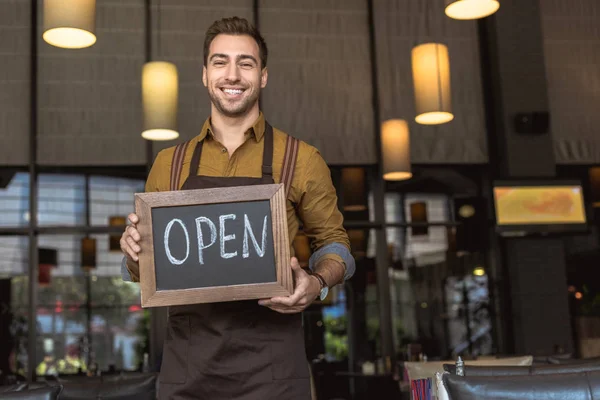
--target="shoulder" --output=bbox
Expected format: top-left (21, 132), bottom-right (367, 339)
top-left (271, 126), bottom-right (320, 165)
top-left (153, 137), bottom-right (198, 168)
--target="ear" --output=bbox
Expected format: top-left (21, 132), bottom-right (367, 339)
top-left (202, 65), bottom-right (207, 87)
top-left (260, 67), bottom-right (268, 89)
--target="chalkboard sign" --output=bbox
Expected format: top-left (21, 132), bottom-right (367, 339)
top-left (134, 184), bottom-right (293, 307)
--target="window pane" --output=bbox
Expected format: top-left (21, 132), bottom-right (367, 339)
top-left (38, 174), bottom-right (86, 226)
top-left (0, 172), bottom-right (29, 227)
top-left (0, 236), bottom-right (28, 276)
top-left (91, 308), bottom-right (144, 371)
top-left (90, 176), bottom-right (144, 226)
top-left (36, 308), bottom-right (88, 375)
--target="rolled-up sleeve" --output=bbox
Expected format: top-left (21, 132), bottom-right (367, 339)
top-left (297, 149), bottom-right (355, 281)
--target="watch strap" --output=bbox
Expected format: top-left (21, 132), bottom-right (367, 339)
top-left (310, 271), bottom-right (327, 290)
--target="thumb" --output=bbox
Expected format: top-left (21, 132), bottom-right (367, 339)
top-left (290, 257), bottom-right (302, 272)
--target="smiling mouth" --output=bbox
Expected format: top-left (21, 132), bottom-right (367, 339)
top-left (221, 88), bottom-right (245, 97)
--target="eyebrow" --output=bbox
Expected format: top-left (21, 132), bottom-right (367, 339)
top-left (209, 54), bottom-right (258, 64)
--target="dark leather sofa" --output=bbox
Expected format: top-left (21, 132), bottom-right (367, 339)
top-left (443, 370), bottom-right (600, 400)
top-left (0, 385), bottom-right (62, 400)
top-left (0, 373), bottom-right (156, 400)
top-left (443, 361), bottom-right (600, 376)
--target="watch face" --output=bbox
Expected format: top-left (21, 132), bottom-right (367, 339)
top-left (319, 286), bottom-right (329, 301)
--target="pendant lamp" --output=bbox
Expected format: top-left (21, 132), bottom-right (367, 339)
top-left (142, 0), bottom-right (179, 141)
top-left (381, 119), bottom-right (412, 181)
top-left (39, 248), bottom-right (58, 287)
top-left (590, 167), bottom-right (600, 207)
top-left (81, 237), bottom-right (97, 271)
top-left (109, 216), bottom-right (127, 252)
top-left (43, 0), bottom-right (97, 49)
top-left (341, 168), bottom-right (367, 212)
top-left (445, 0), bottom-right (500, 20)
top-left (410, 202), bottom-right (429, 236)
top-left (142, 62), bottom-right (179, 140)
top-left (411, 43), bottom-right (453, 125)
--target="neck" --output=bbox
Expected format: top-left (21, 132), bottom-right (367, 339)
top-left (210, 104), bottom-right (260, 145)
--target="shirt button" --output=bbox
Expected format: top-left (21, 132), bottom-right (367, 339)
top-left (221, 148), bottom-right (226, 153)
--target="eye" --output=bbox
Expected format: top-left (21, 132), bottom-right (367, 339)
top-left (213, 61), bottom-right (226, 66)
top-left (240, 63), bottom-right (254, 69)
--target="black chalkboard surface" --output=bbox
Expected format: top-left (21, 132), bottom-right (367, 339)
top-left (135, 184), bottom-right (293, 307)
top-left (152, 200), bottom-right (276, 290)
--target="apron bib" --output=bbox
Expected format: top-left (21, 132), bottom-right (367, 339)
top-left (158, 123), bottom-right (310, 400)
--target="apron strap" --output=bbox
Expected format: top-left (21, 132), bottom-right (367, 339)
top-left (280, 135), bottom-right (300, 197)
top-left (169, 140), bottom-right (191, 191)
top-left (261, 123), bottom-right (274, 178)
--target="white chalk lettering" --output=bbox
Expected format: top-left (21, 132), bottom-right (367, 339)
top-left (219, 214), bottom-right (237, 259)
top-left (164, 218), bottom-right (189, 265)
top-left (195, 216), bottom-right (217, 264)
top-left (243, 214), bottom-right (268, 258)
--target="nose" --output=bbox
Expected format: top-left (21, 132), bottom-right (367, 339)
top-left (224, 62), bottom-right (240, 82)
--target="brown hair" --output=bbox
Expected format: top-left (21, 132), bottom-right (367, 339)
top-left (203, 17), bottom-right (268, 68)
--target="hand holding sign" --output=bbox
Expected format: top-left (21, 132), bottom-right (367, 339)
top-left (258, 257), bottom-right (321, 314)
top-left (120, 213), bottom-right (141, 262)
top-left (134, 184), bottom-right (294, 307)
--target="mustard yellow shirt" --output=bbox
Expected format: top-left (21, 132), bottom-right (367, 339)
top-left (138, 112), bottom-right (350, 278)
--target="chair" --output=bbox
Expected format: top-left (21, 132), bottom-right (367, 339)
top-left (443, 360), bottom-right (600, 376)
top-left (0, 385), bottom-right (62, 400)
top-left (442, 370), bottom-right (600, 400)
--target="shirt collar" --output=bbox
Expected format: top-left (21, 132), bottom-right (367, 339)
top-left (197, 112), bottom-right (266, 143)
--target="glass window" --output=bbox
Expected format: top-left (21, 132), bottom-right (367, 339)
top-left (37, 174), bottom-right (86, 226)
top-left (0, 172), bottom-right (29, 227)
top-left (90, 176), bottom-right (144, 226)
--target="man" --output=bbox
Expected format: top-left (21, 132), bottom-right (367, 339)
top-left (120, 16), bottom-right (354, 399)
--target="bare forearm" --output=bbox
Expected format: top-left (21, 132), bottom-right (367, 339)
top-left (313, 258), bottom-right (345, 288)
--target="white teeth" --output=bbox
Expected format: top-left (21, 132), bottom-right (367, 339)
top-left (223, 89), bottom-right (243, 95)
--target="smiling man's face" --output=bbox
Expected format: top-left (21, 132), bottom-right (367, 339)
top-left (203, 34), bottom-right (267, 118)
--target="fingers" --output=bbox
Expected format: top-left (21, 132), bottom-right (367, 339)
top-left (290, 257), bottom-right (301, 271)
top-left (127, 213), bottom-right (139, 225)
top-left (263, 305), bottom-right (303, 314)
top-left (121, 237), bottom-right (139, 261)
top-left (127, 225), bottom-right (141, 242)
top-left (120, 216), bottom-right (142, 261)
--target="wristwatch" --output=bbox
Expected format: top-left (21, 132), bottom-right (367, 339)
top-left (310, 272), bottom-right (329, 301)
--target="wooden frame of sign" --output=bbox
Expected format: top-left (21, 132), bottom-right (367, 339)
top-left (134, 183), bottom-right (293, 307)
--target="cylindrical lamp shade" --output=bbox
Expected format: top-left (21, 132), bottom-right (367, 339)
top-left (445, 0), bottom-right (500, 20)
top-left (38, 248), bottom-right (58, 287)
top-left (43, 0), bottom-right (97, 49)
top-left (109, 216), bottom-right (127, 252)
top-left (341, 168), bottom-right (367, 212)
top-left (142, 62), bottom-right (179, 141)
top-left (411, 43), bottom-right (453, 125)
top-left (381, 119), bottom-right (412, 181)
top-left (590, 167), bottom-right (600, 207)
top-left (81, 237), bottom-right (96, 271)
top-left (410, 202), bottom-right (429, 236)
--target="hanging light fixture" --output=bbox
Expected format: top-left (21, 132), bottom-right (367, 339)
top-left (410, 202), bottom-right (429, 236)
top-left (81, 237), bottom-right (97, 271)
top-left (109, 216), bottom-right (127, 252)
top-left (142, 62), bottom-right (179, 140)
top-left (412, 43), bottom-right (453, 125)
top-left (38, 248), bottom-right (58, 287)
top-left (341, 168), bottom-right (367, 212)
top-left (142, 0), bottom-right (179, 141)
top-left (589, 167), bottom-right (600, 208)
top-left (381, 119), bottom-right (412, 181)
top-left (445, 0), bottom-right (500, 20)
top-left (42, 0), bottom-right (97, 49)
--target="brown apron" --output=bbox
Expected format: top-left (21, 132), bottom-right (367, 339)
top-left (158, 123), bottom-right (310, 400)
